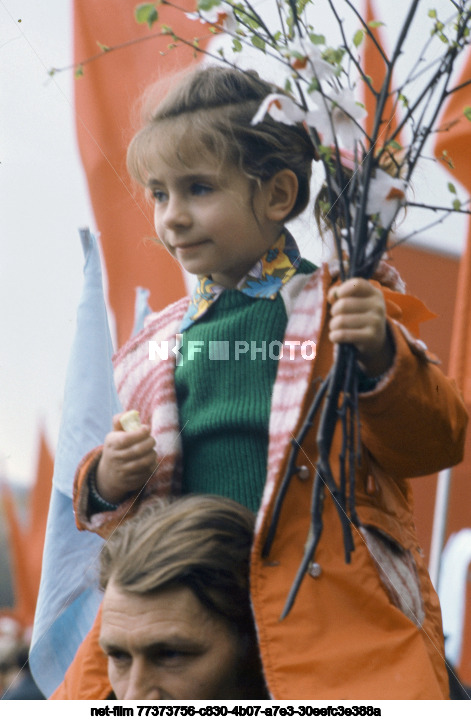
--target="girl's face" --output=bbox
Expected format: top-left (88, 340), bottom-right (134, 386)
top-left (147, 142), bottom-right (281, 288)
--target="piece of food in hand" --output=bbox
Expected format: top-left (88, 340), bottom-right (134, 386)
top-left (119, 410), bottom-right (142, 432)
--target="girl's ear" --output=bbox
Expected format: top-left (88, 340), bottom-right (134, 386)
top-left (265, 169), bottom-right (299, 222)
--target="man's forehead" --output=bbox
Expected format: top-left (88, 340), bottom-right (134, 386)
top-left (99, 582), bottom-right (213, 649)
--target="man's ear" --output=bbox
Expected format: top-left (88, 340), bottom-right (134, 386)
top-left (265, 169), bottom-right (299, 222)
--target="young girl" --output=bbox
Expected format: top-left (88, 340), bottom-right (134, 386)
top-left (62, 65), bottom-right (466, 700)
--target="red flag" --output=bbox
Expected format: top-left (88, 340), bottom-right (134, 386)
top-left (1, 480), bottom-right (30, 627)
top-left (25, 429), bottom-right (54, 607)
top-left (1, 429), bottom-right (53, 629)
top-left (73, 0), bottom-right (209, 344)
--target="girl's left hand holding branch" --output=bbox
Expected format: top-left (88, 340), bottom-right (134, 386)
top-left (327, 278), bottom-right (395, 378)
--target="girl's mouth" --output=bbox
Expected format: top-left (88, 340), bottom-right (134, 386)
top-left (174, 240), bottom-right (209, 253)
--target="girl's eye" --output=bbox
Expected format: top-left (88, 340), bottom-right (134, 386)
top-left (152, 189), bottom-right (167, 203)
top-left (191, 183), bottom-right (213, 196)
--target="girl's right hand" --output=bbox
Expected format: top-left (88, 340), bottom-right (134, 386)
top-left (96, 414), bottom-right (157, 505)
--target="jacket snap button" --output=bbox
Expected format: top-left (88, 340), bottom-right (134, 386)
top-left (297, 465), bottom-right (310, 481)
top-left (308, 562), bottom-right (322, 578)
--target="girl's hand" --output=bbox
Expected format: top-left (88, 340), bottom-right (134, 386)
top-left (96, 413), bottom-right (157, 505)
top-left (327, 278), bottom-right (395, 377)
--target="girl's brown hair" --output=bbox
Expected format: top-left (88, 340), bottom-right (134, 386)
top-left (127, 65), bottom-right (317, 222)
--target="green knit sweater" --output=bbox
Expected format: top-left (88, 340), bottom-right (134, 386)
top-left (175, 259), bottom-right (315, 512)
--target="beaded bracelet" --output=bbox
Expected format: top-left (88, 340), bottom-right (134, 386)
top-left (88, 466), bottom-right (119, 513)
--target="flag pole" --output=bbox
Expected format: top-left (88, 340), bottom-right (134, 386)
top-left (429, 466), bottom-right (452, 589)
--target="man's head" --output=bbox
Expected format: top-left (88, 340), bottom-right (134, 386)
top-left (98, 495), bottom-right (267, 700)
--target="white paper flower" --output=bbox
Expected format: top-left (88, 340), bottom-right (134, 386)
top-left (186, 6), bottom-right (237, 33)
top-left (251, 93), bottom-right (307, 126)
top-left (308, 89), bottom-right (367, 148)
top-left (366, 169), bottom-right (408, 228)
top-left (287, 36), bottom-right (336, 83)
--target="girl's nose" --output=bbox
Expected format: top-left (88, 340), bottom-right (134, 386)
top-left (163, 195), bottom-right (191, 230)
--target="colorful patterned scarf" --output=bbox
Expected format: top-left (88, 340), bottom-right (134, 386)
top-left (180, 230), bottom-right (301, 332)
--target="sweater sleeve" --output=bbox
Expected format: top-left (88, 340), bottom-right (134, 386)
top-left (72, 299), bottom-right (188, 537)
top-left (73, 446), bottom-right (144, 538)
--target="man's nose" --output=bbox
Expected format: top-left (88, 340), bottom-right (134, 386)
top-left (123, 662), bottom-right (162, 700)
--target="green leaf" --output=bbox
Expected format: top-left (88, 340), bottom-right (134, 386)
top-left (353, 29), bottom-right (364, 48)
top-left (323, 47), bottom-right (345, 66)
top-left (464, 106), bottom-right (471, 121)
top-left (296, 0), bottom-right (310, 15)
top-left (399, 92), bottom-right (409, 108)
top-left (428, 9), bottom-right (437, 19)
top-left (198, 0), bottom-right (221, 11)
top-left (318, 144), bottom-right (333, 162)
top-left (318, 199), bottom-right (331, 216)
top-left (309, 33), bottom-right (325, 45)
top-left (453, 198), bottom-right (461, 210)
top-left (368, 20), bottom-right (385, 28)
top-left (232, 37), bottom-right (243, 53)
top-left (307, 77), bottom-right (320, 93)
top-left (135, 3), bottom-right (158, 28)
top-left (440, 150), bottom-right (455, 169)
top-left (251, 35), bottom-right (266, 52)
top-left (387, 139), bottom-right (402, 151)
top-left (97, 41), bottom-right (110, 52)
top-left (74, 64), bottom-right (84, 78)
top-left (448, 182), bottom-right (457, 194)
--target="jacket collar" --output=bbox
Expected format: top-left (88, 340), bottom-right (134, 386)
top-left (179, 229), bottom-right (301, 332)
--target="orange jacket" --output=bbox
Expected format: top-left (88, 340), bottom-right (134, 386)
top-left (52, 266), bottom-right (468, 700)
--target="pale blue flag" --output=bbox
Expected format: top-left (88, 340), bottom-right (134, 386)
top-left (132, 286), bottom-right (152, 335)
top-left (30, 228), bottom-right (122, 697)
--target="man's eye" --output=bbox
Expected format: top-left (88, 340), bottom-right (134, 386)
top-left (161, 649), bottom-right (183, 660)
top-left (191, 183), bottom-right (213, 196)
top-left (108, 650), bottom-right (130, 666)
top-left (156, 649), bottom-right (192, 666)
